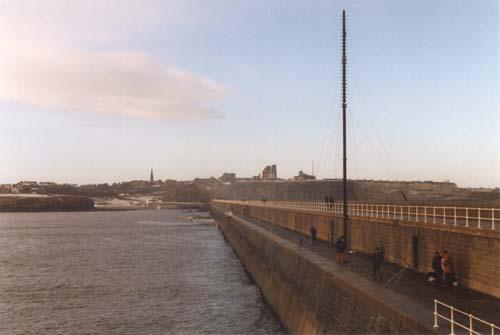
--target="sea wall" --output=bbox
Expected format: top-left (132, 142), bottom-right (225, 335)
top-left (215, 181), bottom-right (500, 206)
top-left (210, 205), bottom-right (432, 334)
top-left (216, 180), bottom-right (464, 203)
top-left (217, 202), bottom-right (500, 299)
top-left (0, 195), bottom-right (94, 212)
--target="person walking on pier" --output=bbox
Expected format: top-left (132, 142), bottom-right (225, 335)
top-left (310, 225), bottom-right (317, 246)
top-left (372, 247), bottom-right (384, 282)
top-left (441, 250), bottom-right (455, 288)
top-left (335, 236), bottom-right (346, 264)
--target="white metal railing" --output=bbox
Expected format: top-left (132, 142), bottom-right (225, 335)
top-left (212, 199), bottom-right (500, 230)
top-left (433, 299), bottom-right (499, 335)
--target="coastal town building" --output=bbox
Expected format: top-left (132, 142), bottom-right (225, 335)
top-left (293, 170), bottom-right (316, 181)
top-left (220, 173), bottom-right (236, 184)
top-left (261, 164), bottom-right (277, 180)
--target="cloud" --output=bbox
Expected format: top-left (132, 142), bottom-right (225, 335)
top-left (0, 43), bottom-right (226, 121)
top-left (0, 0), bottom-right (227, 121)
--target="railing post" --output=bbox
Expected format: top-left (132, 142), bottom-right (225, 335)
top-left (466, 208), bottom-right (469, 227)
top-left (433, 299), bottom-right (439, 329)
top-left (450, 306), bottom-right (455, 335)
top-left (454, 207), bottom-right (457, 226)
top-left (492, 208), bottom-right (495, 230)
top-left (407, 205), bottom-right (410, 221)
top-left (393, 205), bottom-right (396, 220)
top-left (416, 206), bottom-right (419, 223)
top-left (491, 323), bottom-right (495, 335)
top-left (433, 206), bottom-right (436, 224)
top-left (469, 314), bottom-right (473, 335)
top-left (400, 205), bottom-right (403, 221)
top-left (424, 206), bottom-right (427, 223)
top-left (443, 208), bottom-right (446, 225)
top-left (478, 208), bottom-right (481, 229)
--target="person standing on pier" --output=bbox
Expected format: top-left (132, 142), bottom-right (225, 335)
top-left (428, 251), bottom-right (442, 283)
top-left (372, 247), bottom-right (384, 282)
top-left (335, 236), bottom-right (346, 264)
top-left (310, 225), bottom-right (317, 246)
top-left (441, 250), bottom-right (455, 288)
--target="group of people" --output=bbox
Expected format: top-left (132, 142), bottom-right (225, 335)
top-left (308, 225), bottom-right (456, 288)
top-left (309, 225), bottom-right (347, 265)
top-left (428, 250), bottom-right (456, 287)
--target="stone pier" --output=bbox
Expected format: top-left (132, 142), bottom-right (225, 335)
top-left (210, 205), bottom-right (436, 334)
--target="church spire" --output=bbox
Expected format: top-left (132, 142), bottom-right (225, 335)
top-left (150, 168), bottom-right (154, 183)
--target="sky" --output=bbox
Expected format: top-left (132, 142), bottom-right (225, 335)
top-left (0, 0), bottom-right (498, 187)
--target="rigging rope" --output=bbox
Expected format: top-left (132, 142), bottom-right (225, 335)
top-left (350, 70), bottom-right (398, 180)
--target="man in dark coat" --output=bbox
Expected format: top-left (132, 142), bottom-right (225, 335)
top-left (335, 236), bottom-right (346, 264)
top-left (372, 247), bottom-right (384, 282)
top-left (310, 226), bottom-right (317, 246)
top-left (428, 251), bottom-right (443, 283)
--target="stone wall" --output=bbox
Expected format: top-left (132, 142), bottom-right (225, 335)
top-left (215, 180), bottom-right (500, 206)
top-left (210, 205), bottom-right (432, 334)
top-left (218, 202), bottom-right (500, 299)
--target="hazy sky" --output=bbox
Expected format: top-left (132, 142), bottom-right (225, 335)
top-left (0, 0), bottom-right (498, 187)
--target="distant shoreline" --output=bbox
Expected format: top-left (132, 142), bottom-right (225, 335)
top-left (0, 195), bottom-right (94, 213)
top-left (0, 195), bottom-right (208, 213)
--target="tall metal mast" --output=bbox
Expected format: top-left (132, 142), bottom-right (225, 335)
top-left (341, 10), bottom-right (348, 243)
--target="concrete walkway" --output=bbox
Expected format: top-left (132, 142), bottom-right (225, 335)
top-left (233, 212), bottom-right (500, 334)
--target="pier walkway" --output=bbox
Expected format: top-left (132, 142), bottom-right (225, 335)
top-left (232, 212), bottom-right (500, 334)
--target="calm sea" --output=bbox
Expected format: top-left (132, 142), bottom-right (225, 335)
top-left (0, 210), bottom-right (285, 334)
